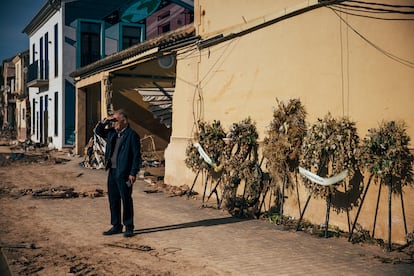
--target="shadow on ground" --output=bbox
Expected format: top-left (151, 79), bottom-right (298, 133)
top-left (135, 217), bottom-right (248, 235)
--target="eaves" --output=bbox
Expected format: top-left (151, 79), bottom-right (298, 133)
top-left (22, 0), bottom-right (61, 36)
top-left (70, 24), bottom-right (198, 80)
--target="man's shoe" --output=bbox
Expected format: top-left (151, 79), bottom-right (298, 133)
top-left (124, 228), bottom-right (134, 238)
top-left (103, 226), bottom-right (123, 236)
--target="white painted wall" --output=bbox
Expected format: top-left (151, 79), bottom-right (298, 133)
top-left (29, 9), bottom-right (65, 148)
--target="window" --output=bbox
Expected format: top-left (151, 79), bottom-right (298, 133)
top-left (36, 111), bottom-right (39, 140)
top-left (32, 98), bottom-right (36, 134)
top-left (39, 96), bottom-right (44, 142)
top-left (122, 25), bottom-right (142, 50)
top-left (64, 81), bottom-right (75, 145)
top-left (54, 24), bottom-right (58, 77)
top-left (15, 63), bottom-right (20, 91)
top-left (39, 37), bottom-right (43, 78)
top-left (158, 23), bottom-right (170, 35)
top-left (39, 37), bottom-right (44, 79)
top-left (158, 11), bottom-right (170, 20)
top-left (32, 44), bottom-right (35, 63)
top-left (10, 79), bottom-right (15, 93)
top-left (54, 92), bottom-right (58, 136)
top-left (80, 21), bottom-right (101, 67)
top-left (44, 32), bottom-right (49, 79)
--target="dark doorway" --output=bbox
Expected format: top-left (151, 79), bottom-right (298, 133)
top-left (85, 83), bottom-right (101, 144)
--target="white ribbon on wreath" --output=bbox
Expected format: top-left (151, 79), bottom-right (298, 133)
top-left (299, 167), bottom-right (348, 186)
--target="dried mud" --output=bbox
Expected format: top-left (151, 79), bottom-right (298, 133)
top-left (0, 150), bottom-right (216, 276)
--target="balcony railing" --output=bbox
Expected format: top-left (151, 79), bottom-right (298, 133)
top-left (27, 60), bottom-right (49, 88)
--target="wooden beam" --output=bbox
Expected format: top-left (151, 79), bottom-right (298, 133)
top-left (111, 73), bottom-right (175, 80)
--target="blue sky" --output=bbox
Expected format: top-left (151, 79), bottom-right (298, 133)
top-left (0, 0), bottom-right (46, 62)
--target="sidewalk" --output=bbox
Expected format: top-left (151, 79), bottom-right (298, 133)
top-left (131, 169), bottom-right (413, 275)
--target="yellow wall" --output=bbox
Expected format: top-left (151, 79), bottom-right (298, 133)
top-left (195, 0), bottom-right (306, 37)
top-left (165, 0), bottom-right (414, 243)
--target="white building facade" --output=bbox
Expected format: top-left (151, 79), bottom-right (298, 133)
top-left (23, 0), bottom-right (147, 149)
top-left (25, 3), bottom-right (75, 148)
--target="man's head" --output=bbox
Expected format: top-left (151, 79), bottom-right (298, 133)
top-left (112, 110), bottom-right (128, 132)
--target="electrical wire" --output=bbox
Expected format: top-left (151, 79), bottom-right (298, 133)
top-left (175, 45), bottom-right (199, 61)
top-left (340, 13), bottom-right (346, 116)
top-left (330, 6), bottom-right (414, 20)
top-left (192, 49), bottom-right (203, 136)
top-left (181, 0), bottom-right (414, 133)
top-left (335, 4), bottom-right (409, 14)
top-left (188, 37), bottom-right (241, 135)
top-left (200, 37), bottom-right (240, 84)
top-left (337, 2), bottom-right (414, 14)
top-left (174, 38), bottom-right (242, 88)
top-left (176, 37), bottom-right (242, 61)
top-left (346, 15), bottom-right (350, 117)
top-left (329, 8), bottom-right (414, 69)
top-left (322, 0), bottom-right (414, 20)
top-left (347, 0), bottom-right (414, 9)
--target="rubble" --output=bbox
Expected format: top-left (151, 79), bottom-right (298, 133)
top-left (32, 187), bottom-right (79, 199)
top-left (82, 133), bottom-right (106, 169)
top-left (30, 187), bottom-right (105, 199)
top-left (0, 132), bottom-right (65, 167)
top-left (144, 182), bottom-right (196, 197)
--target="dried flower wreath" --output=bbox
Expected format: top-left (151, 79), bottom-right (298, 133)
top-left (300, 113), bottom-right (360, 199)
top-left (220, 117), bottom-right (262, 216)
top-left (263, 99), bottom-right (307, 187)
top-left (185, 120), bottom-right (226, 173)
top-left (361, 120), bottom-right (413, 192)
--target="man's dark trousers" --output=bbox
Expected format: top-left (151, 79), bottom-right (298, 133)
top-left (108, 169), bottom-right (134, 230)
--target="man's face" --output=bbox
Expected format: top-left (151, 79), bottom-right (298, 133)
top-left (113, 113), bottom-right (127, 132)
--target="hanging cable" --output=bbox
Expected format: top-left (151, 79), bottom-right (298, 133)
top-left (340, 13), bottom-right (346, 116)
top-left (347, 1), bottom-right (414, 9)
top-left (336, 2), bottom-right (414, 14)
top-left (329, 8), bottom-right (414, 69)
top-left (329, 6), bottom-right (414, 20)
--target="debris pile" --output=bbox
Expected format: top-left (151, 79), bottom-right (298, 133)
top-left (82, 133), bottom-right (106, 169)
top-left (31, 187), bottom-right (104, 199)
top-left (0, 131), bottom-right (68, 167)
top-left (0, 129), bottom-right (16, 141)
top-left (0, 150), bottom-right (67, 167)
top-left (1, 186), bottom-right (104, 199)
top-left (144, 183), bottom-right (193, 197)
top-left (32, 187), bottom-right (79, 198)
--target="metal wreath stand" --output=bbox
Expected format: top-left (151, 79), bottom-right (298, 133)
top-left (295, 167), bottom-right (349, 238)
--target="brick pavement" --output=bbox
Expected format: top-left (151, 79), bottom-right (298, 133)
top-left (133, 181), bottom-right (413, 276)
top-left (48, 155), bottom-right (412, 275)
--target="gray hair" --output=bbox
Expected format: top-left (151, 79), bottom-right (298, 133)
top-left (114, 109), bottom-right (128, 121)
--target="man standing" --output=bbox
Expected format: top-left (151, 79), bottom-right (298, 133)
top-left (95, 110), bottom-right (141, 237)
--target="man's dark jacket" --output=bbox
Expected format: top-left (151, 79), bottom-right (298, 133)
top-left (95, 122), bottom-right (141, 180)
